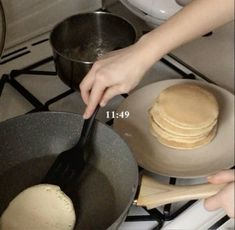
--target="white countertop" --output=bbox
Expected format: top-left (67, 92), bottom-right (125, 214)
top-left (172, 21), bottom-right (234, 94)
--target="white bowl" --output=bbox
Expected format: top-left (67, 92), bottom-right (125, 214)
top-left (120, 0), bottom-right (183, 26)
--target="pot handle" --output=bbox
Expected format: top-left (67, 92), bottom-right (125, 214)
top-left (135, 174), bottom-right (225, 209)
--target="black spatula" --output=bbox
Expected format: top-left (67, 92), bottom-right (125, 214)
top-left (42, 106), bottom-right (99, 194)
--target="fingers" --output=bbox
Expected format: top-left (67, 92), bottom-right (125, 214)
top-left (79, 45), bottom-right (140, 119)
top-left (80, 69), bottom-right (95, 105)
top-left (100, 85), bottom-right (127, 107)
top-left (80, 64), bottom-right (105, 119)
top-left (207, 170), bottom-right (235, 184)
top-left (204, 182), bottom-right (235, 218)
top-left (83, 84), bottom-right (128, 118)
top-left (83, 80), bottom-right (107, 119)
top-left (204, 194), bottom-right (222, 211)
top-left (80, 59), bottom-right (131, 118)
top-left (205, 170), bottom-right (235, 217)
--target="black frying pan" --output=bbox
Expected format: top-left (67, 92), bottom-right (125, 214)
top-left (0, 112), bottom-right (138, 229)
top-left (0, 112), bottom-right (223, 229)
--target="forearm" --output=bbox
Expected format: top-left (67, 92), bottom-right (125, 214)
top-left (80, 0), bottom-right (234, 118)
top-left (137, 0), bottom-right (234, 68)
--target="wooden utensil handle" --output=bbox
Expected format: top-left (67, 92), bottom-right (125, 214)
top-left (136, 174), bottom-right (225, 209)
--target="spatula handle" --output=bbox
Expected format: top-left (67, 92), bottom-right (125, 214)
top-left (77, 106), bottom-right (100, 147)
top-left (136, 174), bottom-right (225, 209)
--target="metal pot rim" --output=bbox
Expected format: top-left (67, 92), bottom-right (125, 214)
top-left (49, 11), bottom-right (137, 64)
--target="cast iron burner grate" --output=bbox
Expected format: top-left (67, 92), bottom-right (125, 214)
top-left (0, 56), bottom-right (230, 229)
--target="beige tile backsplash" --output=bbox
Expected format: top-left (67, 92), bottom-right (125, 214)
top-left (2, 0), bottom-right (102, 49)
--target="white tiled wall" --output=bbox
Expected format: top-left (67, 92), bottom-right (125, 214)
top-left (2, 0), bottom-right (102, 49)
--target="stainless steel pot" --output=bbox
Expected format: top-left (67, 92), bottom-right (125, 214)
top-left (50, 11), bottom-right (136, 90)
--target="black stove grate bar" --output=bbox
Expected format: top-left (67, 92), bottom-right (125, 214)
top-left (163, 177), bottom-right (177, 216)
top-left (45, 89), bottom-right (75, 107)
top-left (27, 107), bottom-right (48, 113)
top-left (31, 38), bottom-right (49, 46)
top-left (163, 203), bottom-right (172, 217)
top-left (17, 70), bottom-right (57, 76)
top-left (124, 170), bottom-right (197, 225)
top-left (145, 208), bottom-right (164, 229)
top-left (144, 207), bottom-right (164, 219)
top-left (125, 215), bottom-right (158, 222)
top-left (143, 198), bottom-right (197, 222)
top-left (152, 222), bottom-right (164, 230)
top-left (126, 199), bottom-right (197, 226)
top-left (9, 57), bottom-right (54, 77)
top-left (4, 57), bottom-right (56, 110)
top-left (142, 174), bottom-right (197, 222)
top-left (160, 57), bottom-right (195, 79)
top-left (208, 215), bottom-right (230, 230)
top-left (9, 77), bottom-right (44, 108)
top-left (106, 119), bottom-right (114, 126)
top-left (125, 210), bottom-right (164, 230)
top-left (0, 74), bottom-right (8, 96)
top-left (1, 47), bottom-right (28, 59)
top-left (22, 56), bottom-right (54, 72)
top-left (168, 54), bottom-right (217, 84)
top-left (0, 51), bottom-right (31, 65)
top-left (163, 200), bottom-right (197, 221)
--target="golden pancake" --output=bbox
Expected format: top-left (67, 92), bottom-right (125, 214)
top-left (149, 106), bottom-right (217, 137)
top-left (156, 83), bottom-right (219, 129)
top-left (0, 184), bottom-right (76, 230)
top-left (149, 115), bottom-right (216, 143)
top-left (148, 83), bottom-right (219, 150)
top-left (150, 124), bottom-right (217, 149)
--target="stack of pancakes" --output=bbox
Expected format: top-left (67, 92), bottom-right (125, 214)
top-left (149, 83), bottom-right (219, 149)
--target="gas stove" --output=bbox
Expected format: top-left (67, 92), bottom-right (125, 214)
top-left (0, 32), bottom-right (234, 229)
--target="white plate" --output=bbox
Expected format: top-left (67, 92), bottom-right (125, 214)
top-left (113, 79), bottom-right (234, 178)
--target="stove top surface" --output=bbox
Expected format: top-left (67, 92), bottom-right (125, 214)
top-left (0, 35), bottom-right (233, 229)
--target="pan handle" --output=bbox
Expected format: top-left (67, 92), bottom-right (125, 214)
top-left (135, 174), bottom-right (225, 210)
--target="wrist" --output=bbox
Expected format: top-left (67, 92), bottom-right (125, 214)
top-left (135, 31), bottom-right (169, 68)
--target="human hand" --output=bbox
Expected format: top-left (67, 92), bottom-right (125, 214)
top-left (204, 169), bottom-right (234, 218)
top-left (80, 0), bottom-right (235, 120)
top-left (79, 39), bottom-right (156, 119)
